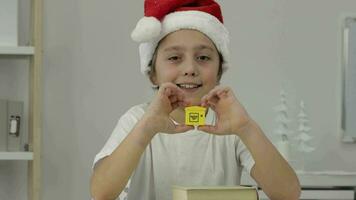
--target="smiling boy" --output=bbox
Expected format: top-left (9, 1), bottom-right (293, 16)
top-left (90, 1), bottom-right (301, 200)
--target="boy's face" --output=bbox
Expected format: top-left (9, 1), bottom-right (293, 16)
top-left (151, 29), bottom-right (220, 106)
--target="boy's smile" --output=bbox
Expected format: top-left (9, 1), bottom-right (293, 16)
top-left (151, 29), bottom-right (221, 106)
top-left (176, 83), bottom-right (203, 93)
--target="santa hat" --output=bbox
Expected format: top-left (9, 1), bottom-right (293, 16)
top-left (131, 0), bottom-right (230, 75)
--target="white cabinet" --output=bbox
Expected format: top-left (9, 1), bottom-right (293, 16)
top-left (0, 0), bottom-right (42, 199)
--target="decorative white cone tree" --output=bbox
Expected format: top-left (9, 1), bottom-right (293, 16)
top-left (296, 101), bottom-right (315, 170)
top-left (273, 90), bottom-right (293, 160)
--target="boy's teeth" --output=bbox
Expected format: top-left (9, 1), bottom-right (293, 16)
top-left (179, 84), bottom-right (200, 89)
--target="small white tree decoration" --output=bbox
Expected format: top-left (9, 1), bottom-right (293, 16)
top-left (296, 101), bottom-right (315, 170)
top-left (273, 90), bottom-right (293, 160)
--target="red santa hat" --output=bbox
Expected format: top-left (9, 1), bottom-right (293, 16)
top-left (131, 0), bottom-right (230, 75)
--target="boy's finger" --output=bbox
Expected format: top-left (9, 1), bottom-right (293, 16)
top-left (216, 87), bottom-right (231, 98)
top-left (165, 87), bottom-right (172, 96)
top-left (200, 97), bottom-right (207, 107)
top-left (200, 100), bottom-right (208, 107)
top-left (176, 91), bottom-right (186, 101)
top-left (208, 85), bottom-right (223, 95)
top-left (207, 102), bottom-right (216, 110)
top-left (171, 102), bottom-right (180, 110)
top-left (178, 101), bottom-right (188, 107)
top-left (207, 94), bottom-right (219, 105)
top-left (160, 82), bottom-right (179, 95)
top-left (169, 95), bottom-right (178, 103)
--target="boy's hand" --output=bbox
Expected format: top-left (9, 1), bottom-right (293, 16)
top-left (199, 86), bottom-right (252, 136)
top-left (144, 82), bottom-right (194, 135)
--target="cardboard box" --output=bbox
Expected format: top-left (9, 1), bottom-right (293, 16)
top-left (173, 185), bottom-right (259, 200)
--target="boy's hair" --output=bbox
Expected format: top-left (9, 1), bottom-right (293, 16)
top-left (131, 0), bottom-right (230, 76)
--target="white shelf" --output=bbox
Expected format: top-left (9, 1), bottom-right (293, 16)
top-left (258, 189), bottom-right (355, 200)
top-left (0, 46), bottom-right (35, 55)
top-left (0, 152), bottom-right (33, 160)
top-left (241, 171), bottom-right (356, 187)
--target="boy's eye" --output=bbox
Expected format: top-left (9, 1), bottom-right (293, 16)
top-left (168, 56), bottom-right (180, 61)
top-left (197, 55), bottom-right (210, 61)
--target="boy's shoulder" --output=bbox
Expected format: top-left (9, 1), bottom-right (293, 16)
top-left (116, 103), bottom-right (149, 130)
top-left (124, 102), bottom-right (149, 119)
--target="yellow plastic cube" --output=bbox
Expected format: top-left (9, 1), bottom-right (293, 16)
top-left (185, 106), bottom-right (206, 126)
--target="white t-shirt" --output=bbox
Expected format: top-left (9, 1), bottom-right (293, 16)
top-left (93, 103), bottom-right (255, 200)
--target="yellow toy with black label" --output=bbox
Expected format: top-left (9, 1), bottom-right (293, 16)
top-left (184, 106), bottom-right (206, 126)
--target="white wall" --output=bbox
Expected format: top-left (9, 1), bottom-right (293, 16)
top-left (42, 0), bottom-right (150, 199)
top-left (223, 0), bottom-right (356, 172)
top-left (1, 0), bottom-right (356, 199)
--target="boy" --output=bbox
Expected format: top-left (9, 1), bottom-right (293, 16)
top-left (90, 1), bottom-right (301, 200)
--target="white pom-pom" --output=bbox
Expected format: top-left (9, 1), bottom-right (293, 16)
top-left (131, 16), bottom-right (161, 42)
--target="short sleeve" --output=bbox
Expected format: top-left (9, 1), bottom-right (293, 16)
top-left (92, 104), bottom-right (146, 168)
top-left (235, 137), bottom-right (255, 176)
top-left (91, 105), bottom-right (146, 200)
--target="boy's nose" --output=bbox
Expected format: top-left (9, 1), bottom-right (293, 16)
top-left (182, 60), bottom-right (199, 77)
top-left (183, 68), bottom-right (198, 77)
top-left (184, 72), bottom-right (197, 76)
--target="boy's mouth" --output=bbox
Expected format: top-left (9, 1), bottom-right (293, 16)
top-left (176, 83), bottom-right (202, 89)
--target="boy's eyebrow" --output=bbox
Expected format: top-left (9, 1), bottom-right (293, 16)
top-left (163, 46), bottom-right (184, 52)
top-left (194, 45), bottom-right (215, 52)
top-left (163, 45), bottom-right (215, 52)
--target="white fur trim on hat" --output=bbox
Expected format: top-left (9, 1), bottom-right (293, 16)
top-left (131, 16), bottom-right (162, 42)
top-left (137, 11), bottom-right (230, 75)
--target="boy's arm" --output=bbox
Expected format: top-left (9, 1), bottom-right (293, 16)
top-left (199, 86), bottom-right (301, 200)
top-left (90, 83), bottom-right (191, 200)
top-left (238, 120), bottom-right (301, 200)
top-left (90, 116), bottom-right (155, 200)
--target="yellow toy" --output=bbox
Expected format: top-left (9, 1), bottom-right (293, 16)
top-left (185, 106), bottom-right (206, 126)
